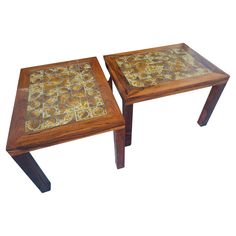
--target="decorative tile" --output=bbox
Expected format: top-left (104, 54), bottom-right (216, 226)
top-left (25, 63), bottom-right (107, 133)
top-left (115, 48), bottom-right (212, 87)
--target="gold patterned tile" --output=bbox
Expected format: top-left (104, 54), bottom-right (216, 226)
top-left (25, 63), bottom-right (107, 133)
top-left (115, 48), bottom-right (212, 87)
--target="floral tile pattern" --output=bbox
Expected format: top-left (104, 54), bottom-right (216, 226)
top-left (115, 47), bottom-right (212, 87)
top-left (25, 63), bottom-right (107, 133)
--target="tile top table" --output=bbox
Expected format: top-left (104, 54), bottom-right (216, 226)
top-left (6, 57), bottom-right (125, 192)
top-left (104, 43), bottom-right (229, 146)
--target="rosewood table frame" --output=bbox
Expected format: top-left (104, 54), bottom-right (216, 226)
top-left (6, 57), bottom-right (125, 192)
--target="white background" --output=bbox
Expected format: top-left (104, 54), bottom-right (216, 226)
top-left (0, 0), bottom-right (236, 235)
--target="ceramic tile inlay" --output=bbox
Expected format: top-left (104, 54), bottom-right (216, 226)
top-left (116, 48), bottom-right (212, 87)
top-left (25, 63), bottom-right (107, 133)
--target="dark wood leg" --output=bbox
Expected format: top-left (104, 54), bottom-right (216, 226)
top-left (11, 152), bottom-right (51, 193)
top-left (114, 128), bottom-right (125, 169)
top-left (123, 102), bottom-right (133, 146)
top-left (198, 83), bottom-right (227, 126)
top-left (108, 77), bottom-right (113, 90)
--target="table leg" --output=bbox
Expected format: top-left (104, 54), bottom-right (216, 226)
top-left (11, 152), bottom-right (51, 193)
top-left (198, 83), bottom-right (227, 126)
top-left (123, 102), bottom-right (133, 146)
top-left (108, 77), bottom-right (113, 90)
top-left (114, 128), bottom-right (125, 169)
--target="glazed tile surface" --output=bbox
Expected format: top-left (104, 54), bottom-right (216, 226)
top-left (25, 63), bottom-right (107, 133)
top-left (115, 48), bottom-right (212, 87)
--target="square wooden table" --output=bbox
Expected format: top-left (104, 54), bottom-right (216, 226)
top-left (6, 57), bottom-right (125, 192)
top-left (104, 43), bottom-right (229, 146)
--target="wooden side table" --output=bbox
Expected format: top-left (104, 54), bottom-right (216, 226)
top-left (104, 43), bottom-right (229, 146)
top-left (6, 57), bottom-right (125, 192)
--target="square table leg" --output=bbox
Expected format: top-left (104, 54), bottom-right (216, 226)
top-left (108, 77), bottom-right (113, 90)
top-left (122, 102), bottom-right (133, 146)
top-left (114, 128), bottom-right (125, 169)
top-left (10, 152), bottom-right (51, 193)
top-left (198, 83), bottom-right (227, 126)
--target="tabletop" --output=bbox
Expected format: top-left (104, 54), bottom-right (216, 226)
top-left (7, 57), bottom-right (124, 156)
top-left (104, 43), bottom-right (229, 104)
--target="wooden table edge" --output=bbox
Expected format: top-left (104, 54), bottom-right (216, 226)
top-left (21, 57), bottom-right (99, 71)
top-left (104, 43), bottom-right (185, 58)
top-left (124, 74), bottom-right (229, 104)
top-left (6, 122), bottom-right (125, 157)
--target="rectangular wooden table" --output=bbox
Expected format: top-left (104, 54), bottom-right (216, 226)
top-left (104, 43), bottom-right (229, 146)
top-left (6, 57), bottom-right (125, 192)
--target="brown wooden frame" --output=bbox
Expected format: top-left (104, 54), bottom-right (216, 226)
top-left (104, 43), bottom-right (229, 146)
top-left (6, 57), bottom-right (125, 192)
